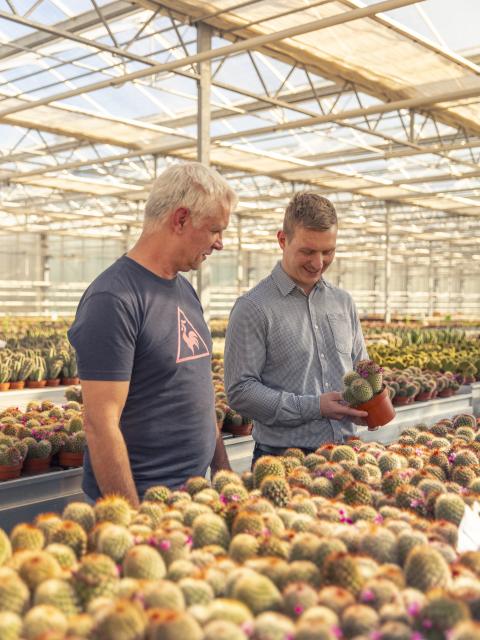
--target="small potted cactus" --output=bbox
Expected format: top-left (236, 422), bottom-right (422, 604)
top-left (391, 375), bottom-right (419, 406)
top-left (26, 355), bottom-right (47, 389)
top-left (342, 360), bottom-right (396, 431)
top-left (0, 442), bottom-right (24, 480)
top-left (59, 431), bottom-right (86, 468)
top-left (9, 355), bottom-right (34, 390)
top-left (45, 349), bottom-right (64, 387)
top-left (60, 348), bottom-right (79, 385)
top-left (0, 359), bottom-right (10, 391)
top-left (414, 375), bottom-right (436, 402)
top-left (222, 408), bottom-right (253, 436)
top-left (22, 437), bottom-right (52, 474)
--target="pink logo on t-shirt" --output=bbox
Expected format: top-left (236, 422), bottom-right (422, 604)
top-left (176, 307), bottom-right (210, 363)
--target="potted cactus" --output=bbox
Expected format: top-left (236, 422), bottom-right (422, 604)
top-left (0, 441), bottom-right (25, 480)
top-left (22, 437), bottom-right (52, 474)
top-left (391, 375), bottom-right (419, 406)
top-left (9, 355), bottom-right (34, 390)
top-left (26, 355), bottom-right (47, 388)
top-left (457, 360), bottom-right (477, 385)
top-left (222, 408), bottom-right (253, 436)
top-left (414, 375), bottom-right (436, 402)
top-left (60, 348), bottom-right (79, 385)
top-left (0, 358), bottom-right (10, 391)
top-left (45, 348), bottom-right (64, 387)
top-left (59, 431), bottom-right (86, 468)
top-left (342, 360), bottom-right (396, 431)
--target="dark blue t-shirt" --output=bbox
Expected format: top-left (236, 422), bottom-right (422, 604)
top-left (68, 255), bottom-right (217, 500)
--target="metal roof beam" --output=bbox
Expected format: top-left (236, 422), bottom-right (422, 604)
top-left (0, 0), bottom-right (423, 120)
top-left (0, 1), bottom-right (137, 61)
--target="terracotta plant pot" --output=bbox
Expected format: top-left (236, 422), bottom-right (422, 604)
top-left (0, 382), bottom-right (10, 391)
top-left (46, 379), bottom-right (61, 387)
top-left (393, 395), bottom-right (410, 407)
top-left (0, 462), bottom-right (22, 481)
top-left (415, 391), bottom-right (432, 402)
top-left (223, 421), bottom-right (253, 437)
top-left (438, 388), bottom-right (454, 398)
top-left (9, 381), bottom-right (25, 390)
top-left (23, 456), bottom-right (51, 474)
top-left (357, 386), bottom-right (396, 431)
top-left (26, 380), bottom-right (47, 389)
top-left (61, 377), bottom-right (80, 385)
top-left (58, 451), bottom-right (83, 468)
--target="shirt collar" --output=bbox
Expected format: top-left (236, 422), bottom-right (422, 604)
top-left (271, 261), bottom-right (330, 297)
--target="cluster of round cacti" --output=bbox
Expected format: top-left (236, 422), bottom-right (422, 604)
top-left (367, 329), bottom-right (480, 383)
top-left (342, 360), bottom-right (384, 406)
top-left (0, 400), bottom-right (85, 475)
top-left (1, 412), bottom-right (480, 639)
top-left (384, 368), bottom-right (461, 405)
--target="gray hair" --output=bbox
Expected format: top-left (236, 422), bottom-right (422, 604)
top-left (283, 192), bottom-right (337, 238)
top-left (144, 162), bottom-right (237, 230)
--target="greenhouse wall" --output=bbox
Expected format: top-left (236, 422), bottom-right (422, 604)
top-left (0, 234), bottom-right (478, 318)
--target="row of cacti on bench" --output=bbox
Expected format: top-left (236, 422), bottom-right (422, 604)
top-left (0, 346), bottom-right (78, 389)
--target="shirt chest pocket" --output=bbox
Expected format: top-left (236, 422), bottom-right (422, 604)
top-left (326, 312), bottom-right (352, 354)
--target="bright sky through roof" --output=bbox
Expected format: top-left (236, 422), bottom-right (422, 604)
top-left (362, 0), bottom-right (480, 54)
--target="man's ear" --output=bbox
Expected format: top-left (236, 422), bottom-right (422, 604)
top-left (172, 207), bottom-right (190, 233)
top-left (277, 229), bottom-right (287, 250)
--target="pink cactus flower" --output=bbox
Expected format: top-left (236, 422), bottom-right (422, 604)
top-left (361, 589), bottom-right (376, 602)
top-left (241, 620), bottom-right (254, 636)
top-left (407, 602), bottom-right (421, 617)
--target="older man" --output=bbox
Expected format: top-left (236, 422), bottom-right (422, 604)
top-left (224, 192), bottom-right (368, 466)
top-left (69, 162), bottom-right (237, 506)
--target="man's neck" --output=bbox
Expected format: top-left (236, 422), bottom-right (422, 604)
top-left (127, 233), bottom-right (178, 279)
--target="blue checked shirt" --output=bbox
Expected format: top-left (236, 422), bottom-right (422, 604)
top-left (224, 262), bottom-right (368, 449)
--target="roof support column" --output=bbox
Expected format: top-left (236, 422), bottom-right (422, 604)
top-left (36, 232), bottom-right (50, 316)
top-left (427, 241), bottom-right (434, 319)
top-left (196, 22), bottom-right (212, 321)
top-left (384, 202), bottom-right (392, 324)
top-left (236, 215), bottom-right (243, 296)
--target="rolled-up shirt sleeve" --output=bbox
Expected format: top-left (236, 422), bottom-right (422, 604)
top-left (224, 297), bottom-right (320, 428)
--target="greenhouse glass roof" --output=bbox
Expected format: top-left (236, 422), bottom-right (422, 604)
top-left (0, 0), bottom-right (479, 264)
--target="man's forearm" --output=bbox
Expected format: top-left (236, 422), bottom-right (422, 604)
top-left (84, 418), bottom-right (139, 508)
top-left (210, 426), bottom-right (232, 475)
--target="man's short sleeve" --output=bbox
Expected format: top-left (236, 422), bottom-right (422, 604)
top-left (68, 292), bottom-right (138, 381)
